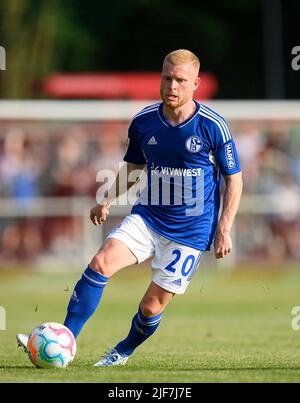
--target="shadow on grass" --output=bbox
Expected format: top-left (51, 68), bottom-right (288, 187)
top-left (118, 364), bottom-right (300, 372)
top-left (0, 364), bottom-right (33, 370)
top-left (184, 367), bottom-right (300, 372)
top-left (2, 363), bottom-right (300, 372)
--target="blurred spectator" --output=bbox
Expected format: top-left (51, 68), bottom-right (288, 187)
top-left (234, 122), bottom-right (263, 192)
top-left (0, 128), bottom-right (43, 264)
top-left (0, 128), bottom-right (39, 202)
top-left (234, 120), bottom-right (300, 263)
top-left (50, 127), bottom-right (92, 196)
top-left (286, 124), bottom-right (300, 186)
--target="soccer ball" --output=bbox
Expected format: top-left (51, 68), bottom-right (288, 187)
top-left (27, 322), bottom-right (76, 368)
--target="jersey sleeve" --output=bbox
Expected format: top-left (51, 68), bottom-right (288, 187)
top-left (213, 119), bottom-right (241, 176)
top-left (123, 120), bottom-right (146, 165)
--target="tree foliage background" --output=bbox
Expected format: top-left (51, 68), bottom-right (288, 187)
top-left (0, 0), bottom-right (299, 98)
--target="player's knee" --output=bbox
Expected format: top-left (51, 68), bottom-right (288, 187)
top-left (89, 252), bottom-right (111, 277)
top-left (139, 302), bottom-right (162, 318)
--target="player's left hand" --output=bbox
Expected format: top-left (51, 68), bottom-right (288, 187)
top-left (214, 230), bottom-right (232, 259)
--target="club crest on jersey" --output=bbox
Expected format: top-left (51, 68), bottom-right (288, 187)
top-left (185, 136), bottom-right (202, 153)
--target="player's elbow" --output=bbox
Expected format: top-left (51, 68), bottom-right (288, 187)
top-left (225, 171), bottom-right (243, 192)
top-left (238, 172), bottom-right (243, 193)
top-left (235, 171), bottom-right (243, 191)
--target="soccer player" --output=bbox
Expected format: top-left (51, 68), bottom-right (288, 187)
top-left (17, 49), bottom-right (243, 366)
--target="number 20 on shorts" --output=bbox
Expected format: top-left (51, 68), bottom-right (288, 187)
top-left (165, 249), bottom-right (197, 278)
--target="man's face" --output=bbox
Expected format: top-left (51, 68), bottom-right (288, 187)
top-left (160, 61), bottom-right (200, 109)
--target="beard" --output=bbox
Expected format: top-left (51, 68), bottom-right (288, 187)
top-left (162, 94), bottom-right (189, 109)
top-left (160, 87), bottom-right (193, 110)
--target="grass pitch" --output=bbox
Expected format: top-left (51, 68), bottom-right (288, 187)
top-left (1, 263), bottom-right (300, 383)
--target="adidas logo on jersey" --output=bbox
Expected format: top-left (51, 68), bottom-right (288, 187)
top-left (147, 136), bottom-right (158, 145)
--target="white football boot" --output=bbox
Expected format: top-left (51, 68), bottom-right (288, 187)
top-left (16, 333), bottom-right (29, 353)
top-left (94, 348), bottom-right (129, 367)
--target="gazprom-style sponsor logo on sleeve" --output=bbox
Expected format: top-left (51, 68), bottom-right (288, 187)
top-left (225, 142), bottom-right (236, 169)
top-left (185, 136), bottom-right (202, 153)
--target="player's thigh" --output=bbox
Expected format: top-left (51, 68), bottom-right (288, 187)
top-left (90, 238), bottom-right (137, 277)
top-left (139, 281), bottom-right (175, 317)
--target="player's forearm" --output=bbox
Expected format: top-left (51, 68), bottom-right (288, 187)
top-left (99, 162), bottom-right (145, 206)
top-left (106, 170), bottom-right (131, 204)
top-left (217, 172), bottom-right (243, 234)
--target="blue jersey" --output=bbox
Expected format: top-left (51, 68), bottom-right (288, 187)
top-left (123, 101), bottom-right (241, 251)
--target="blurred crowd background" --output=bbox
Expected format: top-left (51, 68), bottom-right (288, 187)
top-left (0, 0), bottom-right (300, 269)
top-left (1, 117), bottom-right (300, 267)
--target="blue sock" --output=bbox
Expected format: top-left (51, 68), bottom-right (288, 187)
top-left (115, 307), bottom-right (163, 356)
top-left (64, 266), bottom-right (108, 338)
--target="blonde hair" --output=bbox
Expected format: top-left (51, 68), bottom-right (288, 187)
top-left (163, 49), bottom-right (200, 73)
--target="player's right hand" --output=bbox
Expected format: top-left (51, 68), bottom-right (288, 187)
top-left (90, 203), bottom-right (110, 226)
top-left (214, 229), bottom-right (232, 259)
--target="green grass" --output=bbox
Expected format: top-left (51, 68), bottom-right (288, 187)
top-left (1, 264), bottom-right (300, 383)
